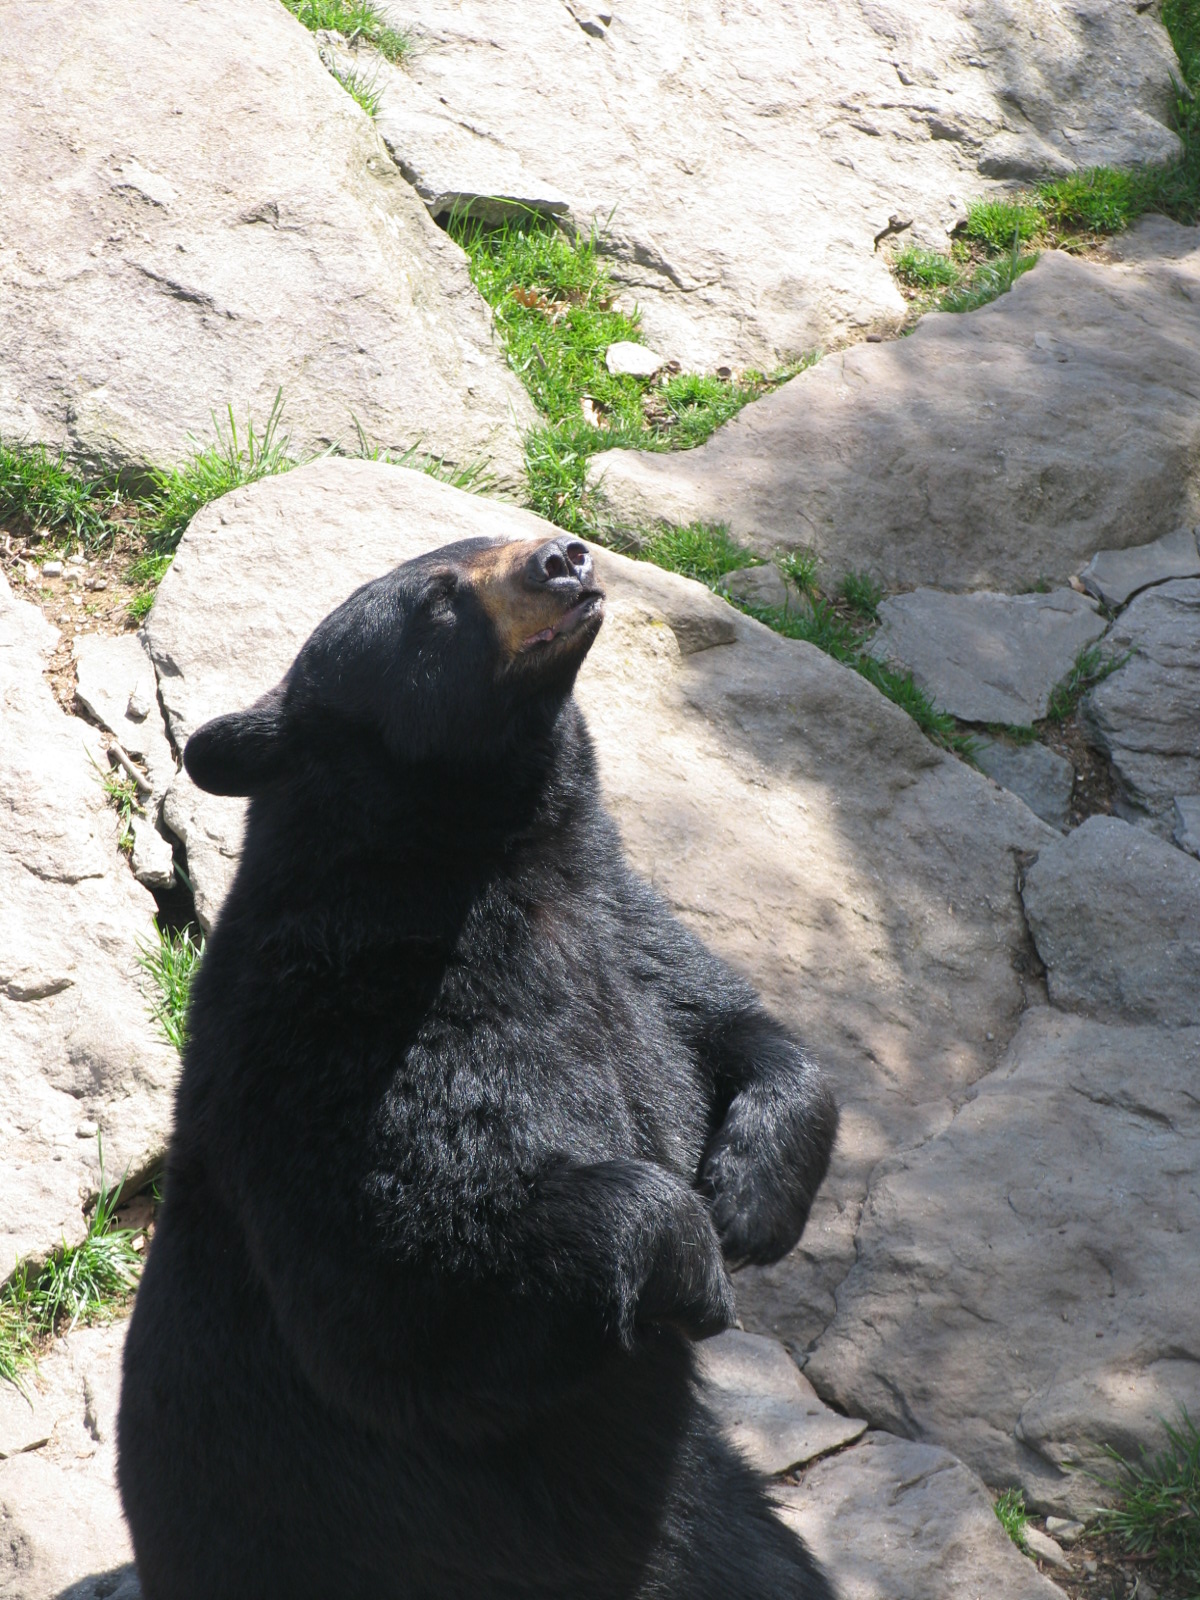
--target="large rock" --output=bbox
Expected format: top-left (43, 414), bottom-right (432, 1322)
top-left (144, 457), bottom-right (1056, 1350)
top-left (804, 1008), bottom-right (1200, 1515)
top-left (0, 575), bottom-right (177, 1274)
top-left (776, 1430), bottom-right (1066, 1600)
top-left (588, 222), bottom-right (1200, 591)
top-left (1080, 525), bottom-right (1200, 609)
top-left (1021, 816), bottom-right (1200, 1028)
top-left (366, 1), bottom-right (1179, 369)
top-left (872, 588), bottom-right (1107, 724)
top-left (974, 738), bottom-right (1074, 833)
top-left (0, 0), bottom-right (533, 484)
top-left (0, 1324), bottom-right (136, 1599)
top-left (1082, 578), bottom-right (1200, 837)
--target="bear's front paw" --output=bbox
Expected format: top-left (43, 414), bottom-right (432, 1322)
top-left (636, 1189), bottom-right (737, 1342)
top-left (701, 1124), bottom-right (813, 1270)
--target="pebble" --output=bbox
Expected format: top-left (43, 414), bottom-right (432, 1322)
top-left (42, 559), bottom-right (63, 577)
top-left (1024, 1525), bottom-right (1071, 1569)
top-left (604, 340), bottom-right (666, 378)
top-left (76, 1120), bottom-right (99, 1139)
top-left (1045, 1516), bottom-right (1085, 1545)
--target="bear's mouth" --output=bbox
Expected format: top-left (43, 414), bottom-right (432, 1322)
top-left (519, 591), bottom-right (605, 652)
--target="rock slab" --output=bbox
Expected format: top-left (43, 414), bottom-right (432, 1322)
top-left (0, 575), bottom-right (177, 1274)
top-left (696, 1330), bottom-right (865, 1475)
top-left (1021, 815), bottom-right (1200, 1027)
top-left (369, 0), bottom-right (1180, 369)
top-left (144, 457), bottom-right (1056, 1351)
top-left (777, 1430), bottom-right (1066, 1600)
top-left (1082, 578), bottom-right (1200, 837)
top-left (872, 588), bottom-right (1107, 725)
top-left (974, 739), bottom-right (1074, 833)
top-left (805, 1008), bottom-right (1200, 1515)
top-left (1080, 525), bottom-right (1200, 608)
top-left (0, 0), bottom-right (533, 483)
top-left (589, 222), bottom-right (1200, 592)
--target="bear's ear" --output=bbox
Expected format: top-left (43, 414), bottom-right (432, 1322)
top-left (183, 689), bottom-right (291, 797)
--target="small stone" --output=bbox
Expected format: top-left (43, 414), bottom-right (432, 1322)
top-left (1045, 1516), bottom-right (1085, 1545)
top-left (76, 1120), bottom-right (99, 1139)
top-left (1080, 525), bottom-right (1200, 608)
top-left (70, 593), bottom-right (83, 606)
top-left (1084, 1560), bottom-right (1099, 1576)
top-left (23, 561), bottom-right (37, 583)
top-left (1175, 795), bottom-right (1200, 857)
top-left (1024, 1525), bottom-right (1071, 1570)
top-left (130, 814), bottom-right (176, 890)
top-left (717, 564), bottom-right (792, 611)
top-left (126, 686), bottom-right (153, 722)
top-left (974, 738), bottom-right (1074, 831)
top-left (42, 560), bottom-right (63, 577)
top-left (86, 576), bottom-right (109, 592)
top-left (604, 341), bottom-right (667, 378)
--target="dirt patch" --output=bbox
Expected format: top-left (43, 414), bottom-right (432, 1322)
top-left (1027, 1521), bottom-right (1183, 1600)
top-left (1040, 713), bottom-right (1120, 829)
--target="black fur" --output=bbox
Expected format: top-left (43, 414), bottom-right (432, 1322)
top-left (118, 537), bottom-right (839, 1599)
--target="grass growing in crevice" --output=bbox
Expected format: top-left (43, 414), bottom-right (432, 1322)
top-left (329, 60), bottom-right (383, 116)
top-left (1045, 643), bottom-right (1130, 723)
top-left (446, 211), bottom-right (813, 536)
top-left (937, 231), bottom-right (1040, 314)
top-left (279, 0), bottom-right (413, 64)
top-left (994, 1487), bottom-right (1030, 1551)
top-left (347, 420), bottom-right (496, 494)
top-left (633, 521), bottom-right (760, 587)
top-left (1093, 1412), bottom-right (1200, 1592)
top-left (0, 442), bottom-right (116, 550)
top-left (138, 921), bottom-right (204, 1053)
top-left (0, 1144), bottom-right (144, 1388)
top-left (91, 754), bottom-right (142, 855)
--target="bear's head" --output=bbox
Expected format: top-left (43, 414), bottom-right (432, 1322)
top-left (183, 534), bottom-right (604, 800)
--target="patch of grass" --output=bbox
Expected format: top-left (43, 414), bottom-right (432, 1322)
top-left (986, 722), bottom-right (1039, 745)
top-left (965, 199), bottom-right (1043, 253)
top-left (1037, 168), bottom-right (1143, 236)
top-left (634, 521), bottom-right (759, 587)
top-left (330, 60), bottom-right (382, 116)
top-left (137, 921), bottom-right (204, 1053)
top-left (994, 1487), bottom-right (1030, 1551)
top-left (1093, 1412), bottom-right (1200, 1591)
top-left (0, 440), bottom-right (114, 550)
top-left (348, 421), bottom-right (495, 493)
top-left (0, 1142), bottom-right (142, 1388)
top-left (838, 569), bottom-right (883, 621)
top-left (893, 246), bottom-right (960, 290)
top-left (92, 756), bottom-right (142, 855)
top-left (447, 211), bottom-right (810, 534)
top-left (780, 549), bottom-right (821, 603)
top-left (938, 230), bottom-right (1039, 313)
top-left (148, 390), bottom-right (297, 559)
top-left (1045, 643), bottom-right (1129, 723)
top-left (279, 0), bottom-right (413, 64)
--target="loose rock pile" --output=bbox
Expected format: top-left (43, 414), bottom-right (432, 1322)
top-left (2, 1), bottom-right (1198, 1596)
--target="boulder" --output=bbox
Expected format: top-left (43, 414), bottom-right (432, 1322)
top-left (1021, 815), bottom-right (1200, 1027)
top-left (776, 1430), bottom-right (1067, 1600)
top-left (804, 1008), bottom-right (1200, 1514)
top-left (0, 575), bottom-right (177, 1274)
top-left (144, 457), bottom-right (1056, 1349)
top-left (974, 739), bottom-right (1074, 833)
top-left (587, 222), bottom-right (1200, 591)
top-left (0, 0), bottom-right (533, 484)
top-left (1080, 526), bottom-right (1200, 609)
top-left (1082, 579), bottom-right (1200, 837)
top-left (365, 0), bottom-right (1179, 369)
top-left (871, 589), bottom-right (1107, 725)
top-left (0, 1324), bottom-right (136, 1600)
top-left (715, 564), bottom-right (792, 611)
top-left (696, 1330), bottom-right (865, 1475)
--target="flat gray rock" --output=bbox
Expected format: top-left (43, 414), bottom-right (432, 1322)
top-left (1082, 578), bottom-right (1200, 837)
top-left (1021, 814), bottom-right (1200, 1027)
top-left (696, 1330), bottom-right (865, 1475)
top-left (974, 738), bottom-right (1074, 832)
top-left (872, 588), bottom-right (1107, 725)
top-left (0, 1324), bottom-right (136, 1600)
top-left (367, 1), bottom-right (1179, 369)
top-left (1080, 525), bottom-right (1200, 608)
top-left (0, 575), bottom-right (177, 1273)
top-left (804, 1008), bottom-right (1200, 1515)
top-left (73, 634), bottom-right (176, 802)
top-left (588, 223), bottom-right (1200, 591)
top-left (716, 564), bottom-right (791, 611)
top-left (144, 457), bottom-right (1055, 1352)
top-left (1176, 795), bottom-right (1200, 857)
top-left (0, 0), bottom-right (533, 484)
top-left (776, 1430), bottom-right (1066, 1599)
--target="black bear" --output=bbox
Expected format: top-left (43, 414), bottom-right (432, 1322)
top-left (118, 532), bottom-right (839, 1599)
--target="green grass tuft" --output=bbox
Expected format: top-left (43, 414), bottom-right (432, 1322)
top-left (994, 1487), bottom-right (1030, 1551)
top-left (1045, 643), bottom-right (1129, 723)
top-left (137, 922), bottom-right (204, 1053)
top-left (893, 246), bottom-right (960, 290)
top-left (330, 60), bottom-right (382, 116)
top-left (966, 199), bottom-right (1043, 253)
top-left (91, 754), bottom-right (142, 855)
top-left (148, 390), bottom-right (297, 558)
top-left (1093, 1412), bottom-right (1200, 1590)
top-left (279, 0), bottom-right (413, 64)
top-left (0, 440), bottom-right (114, 550)
top-left (938, 230), bottom-right (1039, 313)
top-left (838, 569), bottom-right (883, 621)
top-left (780, 549), bottom-right (820, 603)
top-left (0, 1141), bottom-right (143, 1388)
top-left (633, 522), bottom-right (759, 587)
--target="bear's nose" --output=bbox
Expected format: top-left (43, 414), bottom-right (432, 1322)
top-left (528, 537), bottom-right (593, 591)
